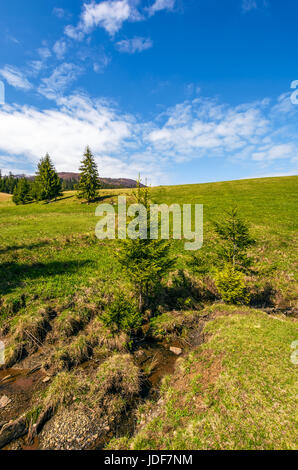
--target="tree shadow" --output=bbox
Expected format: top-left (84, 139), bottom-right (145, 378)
top-left (0, 241), bottom-right (51, 255)
top-left (79, 194), bottom-right (117, 204)
top-left (43, 195), bottom-right (75, 204)
top-left (0, 260), bottom-right (95, 296)
top-left (250, 282), bottom-right (277, 308)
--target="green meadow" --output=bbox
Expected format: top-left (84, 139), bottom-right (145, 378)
top-left (0, 175), bottom-right (297, 450)
top-left (0, 175), bottom-right (297, 308)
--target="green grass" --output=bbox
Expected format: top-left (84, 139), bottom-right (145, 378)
top-left (109, 306), bottom-right (297, 450)
top-left (0, 176), bottom-right (297, 450)
top-left (0, 176), bottom-right (297, 316)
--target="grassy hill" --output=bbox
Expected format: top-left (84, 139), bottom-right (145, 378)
top-left (0, 176), bottom-right (296, 308)
top-left (0, 176), bottom-right (297, 450)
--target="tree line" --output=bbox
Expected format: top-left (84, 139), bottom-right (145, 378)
top-left (5, 147), bottom-right (100, 205)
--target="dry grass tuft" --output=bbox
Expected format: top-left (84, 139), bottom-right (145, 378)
top-left (91, 354), bottom-right (141, 402)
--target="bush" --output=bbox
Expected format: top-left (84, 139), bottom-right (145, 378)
top-left (101, 293), bottom-right (142, 334)
top-left (215, 264), bottom-right (250, 305)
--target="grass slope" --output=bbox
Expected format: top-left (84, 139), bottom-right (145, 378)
top-left (0, 176), bottom-right (297, 310)
top-left (0, 176), bottom-right (297, 450)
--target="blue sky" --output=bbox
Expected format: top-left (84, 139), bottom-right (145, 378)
top-left (0, 0), bottom-right (297, 185)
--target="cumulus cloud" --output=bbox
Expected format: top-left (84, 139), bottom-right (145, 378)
top-left (116, 37), bottom-right (153, 53)
top-left (64, 0), bottom-right (177, 42)
top-left (65, 0), bottom-right (141, 39)
top-left (147, 0), bottom-right (176, 17)
top-left (81, 0), bottom-right (132, 35)
top-left (0, 91), bottom-right (297, 183)
top-left (0, 94), bottom-right (131, 169)
top-left (0, 65), bottom-right (32, 90)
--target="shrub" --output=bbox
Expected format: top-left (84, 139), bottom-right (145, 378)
top-left (215, 264), bottom-right (250, 305)
top-left (101, 293), bottom-right (142, 334)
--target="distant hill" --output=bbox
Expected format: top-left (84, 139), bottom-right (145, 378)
top-left (13, 172), bottom-right (145, 189)
top-left (58, 173), bottom-right (145, 189)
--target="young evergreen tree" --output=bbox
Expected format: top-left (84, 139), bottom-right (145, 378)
top-left (214, 206), bottom-right (255, 272)
top-left (34, 154), bottom-right (62, 202)
top-left (0, 172), bottom-right (18, 194)
top-left (12, 177), bottom-right (32, 205)
top-left (118, 179), bottom-right (174, 313)
top-left (77, 147), bottom-right (100, 203)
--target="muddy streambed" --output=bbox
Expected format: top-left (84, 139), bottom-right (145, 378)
top-left (0, 338), bottom-right (183, 450)
top-left (0, 368), bottom-right (45, 423)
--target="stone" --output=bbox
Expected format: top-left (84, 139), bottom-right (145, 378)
top-left (169, 346), bottom-right (182, 356)
top-left (0, 395), bottom-right (11, 409)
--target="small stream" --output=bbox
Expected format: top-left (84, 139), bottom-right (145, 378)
top-left (0, 337), bottom-right (184, 450)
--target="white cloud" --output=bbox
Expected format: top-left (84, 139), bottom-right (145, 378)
top-left (0, 95), bottom-right (130, 166)
top-left (81, 0), bottom-right (132, 35)
top-left (53, 7), bottom-right (66, 19)
top-left (64, 25), bottom-right (85, 41)
top-left (93, 54), bottom-right (111, 73)
top-left (242, 0), bottom-right (269, 13)
top-left (53, 39), bottom-right (68, 59)
top-left (38, 63), bottom-right (82, 100)
top-left (37, 47), bottom-right (52, 60)
top-left (0, 66), bottom-right (32, 90)
top-left (27, 61), bottom-right (44, 76)
top-left (64, 0), bottom-right (176, 42)
top-left (252, 144), bottom-right (295, 161)
top-left (65, 0), bottom-right (141, 39)
top-left (147, 0), bottom-right (176, 16)
top-left (116, 37), bottom-right (153, 53)
top-left (6, 35), bottom-right (20, 45)
top-left (146, 98), bottom-right (271, 160)
top-left (0, 93), bottom-right (162, 181)
top-left (0, 91), bottom-right (297, 183)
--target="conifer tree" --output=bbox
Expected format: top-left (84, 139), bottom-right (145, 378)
top-left (118, 179), bottom-right (174, 313)
top-left (12, 177), bottom-right (32, 205)
top-left (214, 206), bottom-right (255, 271)
top-left (77, 147), bottom-right (100, 203)
top-left (34, 154), bottom-right (62, 202)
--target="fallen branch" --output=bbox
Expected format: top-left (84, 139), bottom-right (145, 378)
top-left (0, 414), bottom-right (27, 449)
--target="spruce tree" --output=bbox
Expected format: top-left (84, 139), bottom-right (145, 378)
top-left (214, 206), bottom-right (255, 272)
top-left (118, 179), bottom-right (174, 313)
top-left (12, 177), bottom-right (32, 205)
top-left (34, 154), bottom-right (62, 202)
top-left (77, 147), bottom-right (100, 203)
